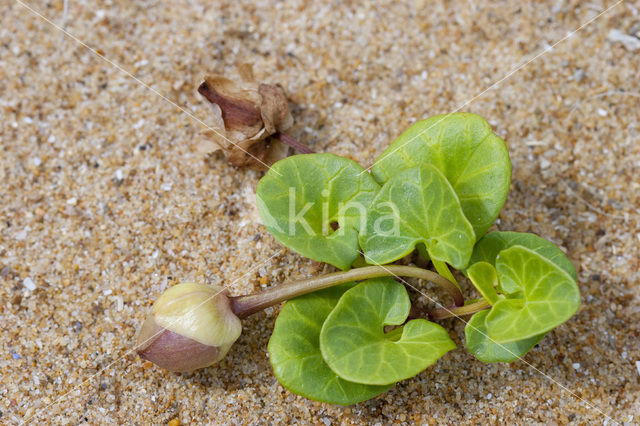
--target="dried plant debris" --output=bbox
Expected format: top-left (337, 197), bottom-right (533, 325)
top-left (198, 69), bottom-right (301, 170)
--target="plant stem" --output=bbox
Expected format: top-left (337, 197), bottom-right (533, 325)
top-left (428, 300), bottom-right (491, 320)
top-left (275, 132), bottom-right (315, 154)
top-left (431, 259), bottom-right (459, 290)
top-left (230, 265), bottom-right (463, 319)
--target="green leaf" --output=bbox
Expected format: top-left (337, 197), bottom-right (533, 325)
top-left (257, 153), bottom-right (380, 270)
top-left (319, 278), bottom-right (456, 385)
top-left (486, 246), bottom-right (580, 343)
top-left (359, 165), bottom-right (475, 269)
top-left (469, 231), bottom-right (577, 281)
top-left (465, 310), bottom-right (546, 363)
top-left (463, 233), bottom-right (580, 352)
top-left (466, 261), bottom-right (501, 305)
top-left (268, 283), bottom-right (391, 405)
top-left (371, 113), bottom-right (511, 238)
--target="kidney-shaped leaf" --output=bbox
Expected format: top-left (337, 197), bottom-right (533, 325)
top-left (319, 278), bottom-right (455, 385)
top-left (465, 310), bottom-right (546, 363)
top-left (486, 246), bottom-right (580, 343)
top-left (268, 283), bottom-right (391, 405)
top-left (359, 165), bottom-right (475, 269)
top-left (469, 231), bottom-right (577, 281)
top-left (371, 113), bottom-right (511, 238)
top-left (257, 153), bottom-right (380, 270)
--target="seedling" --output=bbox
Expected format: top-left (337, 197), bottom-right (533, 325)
top-left (137, 112), bottom-right (580, 406)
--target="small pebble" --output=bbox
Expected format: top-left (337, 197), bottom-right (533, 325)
top-left (572, 363), bottom-right (581, 370)
top-left (23, 277), bottom-right (36, 291)
top-left (540, 158), bottom-right (551, 169)
top-left (15, 228), bottom-right (28, 241)
top-left (608, 29), bottom-right (640, 51)
top-left (12, 353), bottom-right (21, 360)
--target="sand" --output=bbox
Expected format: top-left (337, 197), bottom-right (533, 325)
top-left (1, 0), bottom-right (639, 424)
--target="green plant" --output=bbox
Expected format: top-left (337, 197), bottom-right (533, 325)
top-left (137, 112), bottom-right (580, 406)
top-left (257, 153), bottom-right (379, 270)
top-left (267, 282), bottom-right (393, 405)
top-left (318, 278), bottom-right (456, 385)
top-left (462, 231), bottom-right (580, 362)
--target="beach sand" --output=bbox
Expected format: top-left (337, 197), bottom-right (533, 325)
top-left (1, 0), bottom-right (639, 423)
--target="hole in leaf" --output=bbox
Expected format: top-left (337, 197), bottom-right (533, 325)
top-left (383, 325), bottom-right (403, 342)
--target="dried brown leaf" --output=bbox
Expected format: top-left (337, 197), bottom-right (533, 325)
top-left (197, 67), bottom-right (296, 170)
